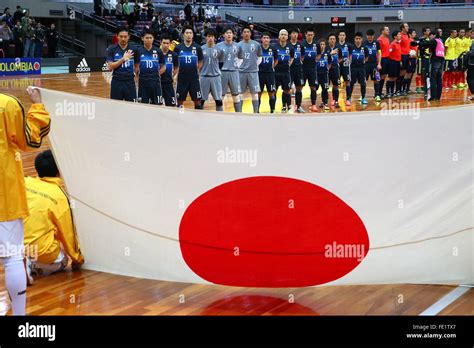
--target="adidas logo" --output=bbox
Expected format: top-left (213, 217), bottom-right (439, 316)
top-left (76, 58), bottom-right (91, 73)
top-left (102, 61), bottom-right (110, 72)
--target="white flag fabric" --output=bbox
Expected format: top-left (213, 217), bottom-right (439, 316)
top-left (41, 88), bottom-right (473, 287)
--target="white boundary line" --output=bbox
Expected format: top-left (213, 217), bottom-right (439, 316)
top-left (419, 286), bottom-right (471, 316)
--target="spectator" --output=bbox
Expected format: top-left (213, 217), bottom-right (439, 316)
top-left (0, 19), bottom-right (13, 57)
top-left (111, 32), bottom-right (119, 45)
top-left (102, 0), bottom-right (115, 17)
top-left (46, 23), bottom-right (59, 58)
top-left (146, 1), bottom-right (154, 21)
top-left (123, 0), bottom-right (134, 28)
top-left (13, 5), bottom-right (24, 24)
top-left (34, 22), bottom-right (45, 58)
top-left (12, 19), bottom-right (23, 57)
top-left (20, 10), bottom-right (30, 27)
top-left (139, 4), bottom-right (147, 21)
top-left (1, 8), bottom-right (14, 29)
top-left (94, 0), bottom-right (102, 16)
top-left (249, 23), bottom-right (256, 40)
top-left (22, 17), bottom-right (35, 58)
top-left (115, 0), bottom-right (123, 19)
top-left (184, 3), bottom-right (192, 23)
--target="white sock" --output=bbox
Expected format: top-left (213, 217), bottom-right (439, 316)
top-left (2, 256), bottom-right (27, 315)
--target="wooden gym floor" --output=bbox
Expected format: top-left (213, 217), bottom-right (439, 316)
top-left (0, 72), bottom-right (472, 315)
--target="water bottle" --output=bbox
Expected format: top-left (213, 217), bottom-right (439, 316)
top-left (375, 70), bottom-right (381, 82)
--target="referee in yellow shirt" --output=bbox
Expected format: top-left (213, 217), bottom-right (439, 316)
top-left (0, 88), bottom-right (50, 315)
top-left (24, 150), bottom-right (84, 283)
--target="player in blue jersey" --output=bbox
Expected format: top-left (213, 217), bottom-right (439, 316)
top-left (327, 33), bottom-right (343, 108)
top-left (258, 32), bottom-right (278, 113)
top-left (274, 29), bottom-right (294, 113)
top-left (106, 27), bottom-right (140, 102)
top-left (135, 29), bottom-right (165, 105)
top-left (336, 29), bottom-right (353, 107)
top-left (363, 29), bottom-right (382, 102)
top-left (316, 39), bottom-right (331, 111)
top-left (347, 32), bottom-right (368, 105)
top-left (301, 28), bottom-right (321, 112)
top-left (174, 25), bottom-right (204, 109)
top-left (289, 28), bottom-right (305, 113)
top-left (160, 34), bottom-right (178, 107)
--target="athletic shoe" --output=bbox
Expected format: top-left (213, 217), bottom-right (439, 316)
top-left (296, 106), bottom-right (306, 113)
top-left (323, 104), bottom-right (330, 111)
top-left (374, 96), bottom-right (382, 102)
top-left (457, 83), bottom-right (465, 89)
top-left (281, 106), bottom-right (287, 113)
top-left (415, 87), bottom-right (423, 94)
top-left (395, 91), bottom-right (401, 97)
top-left (334, 101), bottom-right (340, 108)
top-left (345, 99), bottom-right (351, 106)
top-left (26, 257), bottom-right (34, 285)
top-left (387, 93), bottom-right (393, 98)
top-left (361, 98), bottom-right (368, 105)
top-left (358, 96), bottom-right (362, 102)
top-left (309, 105), bottom-right (318, 112)
top-left (401, 91), bottom-right (408, 96)
top-left (451, 84), bottom-right (458, 89)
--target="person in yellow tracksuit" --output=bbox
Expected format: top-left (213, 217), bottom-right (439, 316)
top-left (24, 150), bottom-right (84, 282)
top-left (0, 88), bottom-right (50, 315)
top-left (456, 28), bottom-right (471, 88)
top-left (443, 30), bottom-right (459, 89)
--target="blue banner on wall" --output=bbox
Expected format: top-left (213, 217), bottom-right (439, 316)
top-left (0, 58), bottom-right (42, 76)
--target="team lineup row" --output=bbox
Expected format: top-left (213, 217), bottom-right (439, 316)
top-left (106, 23), bottom-right (473, 112)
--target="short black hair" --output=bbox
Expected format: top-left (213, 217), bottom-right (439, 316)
top-left (366, 29), bottom-right (375, 36)
top-left (380, 25), bottom-right (389, 33)
top-left (305, 27), bottom-right (315, 34)
top-left (422, 27), bottom-right (430, 34)
top-left (354, 32), bottom-right (363, 38)
top-left (35, 150), bottom-right (59, 178)
top-left (337, 29), bottom-right (346, 35)
top-left (222, 26), bottom-right (234, 34)
top-left (205, 28), bottom-right (217, 37)
top-left (141, 28), bottom-right (154, 37)
top-left (183, 25), bottom-right (194, 34)
top-left (408, 29), bottom-right (416, 36)
top-left (290, 27), bottom-right (299, 34)
top-left (116, 26), bottom-right (129, 35)
top-left (327, 32), bottom-right (337, 40)
top-left (161, 33), bottom-right (171, 42)
top-left (261, 31), bottom-right (271, 38)
top-left (392, 30), bottom-right (400, 38)
top-left (242, 25), bottom-right (252, 32)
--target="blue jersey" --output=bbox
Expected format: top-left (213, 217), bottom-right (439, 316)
top-left (351, 45), bottom-right (367, 67)
top-left (106, 44), bottom-right (140, 80)
top-left (317, 50), bottom-right (331, 72)
top-left (363, 39), bottom-right (380, 64)
top-left (290, 41), bottom-right (304, 67)
top-left (174, 42), bottom-right (203, 78)
top-left (336, 42), bottom-right (353, 67)
top-left (137, 46), bottom-right (164, 82)
top-left (259, 45), bottom-right (277, 73)
top-left (274, 43), bottom-right (294, 73)
top-left (301, 40), bottom-right (320, 68)
top-left (327, 45), bottom-right (341, 68)
top-left (161, 50), bottom-right (178, 84)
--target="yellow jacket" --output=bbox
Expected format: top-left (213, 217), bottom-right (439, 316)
top-left (444, 37), bottom-right (459, 60)
top-left (458, 37), bottom-right (471, 55)
top-left (24, 176), bottom-right (84, 265)
top-left (0, 93), bottom-right (50, 222)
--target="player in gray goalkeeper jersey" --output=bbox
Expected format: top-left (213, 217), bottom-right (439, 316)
top-left (200, 29), bottom-right (224, 111)
top-left (238, 26), bottom-right (263, 113)
top-left (216, 26), bottom-right (244, 112)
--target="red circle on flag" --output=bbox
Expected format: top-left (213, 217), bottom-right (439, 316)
top-left (33, 62), bottom-right (41, 70)
top-left (179, 176), bottom-right (369, 288)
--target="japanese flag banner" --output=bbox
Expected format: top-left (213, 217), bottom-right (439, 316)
top-left (41, 88), bottom-right (473, 288)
